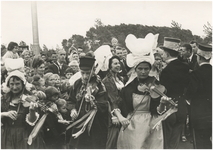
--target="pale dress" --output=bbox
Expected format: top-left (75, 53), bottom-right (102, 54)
top-left (117, 93), bottom-right (163, 149)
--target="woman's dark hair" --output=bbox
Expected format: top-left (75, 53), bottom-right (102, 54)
top-left (7, 42), bottom-right (18, 51)
top-left (108, 55), bottom-right (121, 70)
top-left (7, 76), bottom-right (24, 87)
top-left (65, 67), bottom-right (74, 74)
top-left (32, 56), bottom-right (45, 69)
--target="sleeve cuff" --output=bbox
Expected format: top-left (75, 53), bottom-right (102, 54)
top-left (26, 112), bottom-right (40, 126)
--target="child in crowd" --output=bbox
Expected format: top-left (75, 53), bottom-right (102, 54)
top-left (32, 75), bottom-right (45, 92)
top-left (43, 87), bottom-right (70, 149)
top-left (68, 60), bottom-right (79, 74)
top-left (65, 67), bottom-right (74, 80)
top-left (55, 98), bottom-right (72, 148)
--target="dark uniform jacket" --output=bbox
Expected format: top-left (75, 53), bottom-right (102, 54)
top-left (184, 64), bottom-right (212, 129)
top-left (160, 59), bottom-right (190, 122)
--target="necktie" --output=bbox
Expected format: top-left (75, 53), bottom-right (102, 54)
top-left (187, 58), bottom-right (190, 64)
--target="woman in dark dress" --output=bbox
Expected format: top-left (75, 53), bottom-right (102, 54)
top-left (102, 55), bottom-right (124, 149)
top-left (1, 70), bottom-right (45, 149)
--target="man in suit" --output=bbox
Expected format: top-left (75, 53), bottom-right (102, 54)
top-left (159, 37), bottom-right (190, 149)
top-left (179, 43), bottom-right (199, 71)
top-left (115, 45), bottom-right (130, 84)
top-left (178, 43), bottom-right (199, 142)
top-left (184, 44), bottom-right (212, 149)
top-left (45, 49), bottom-right (68, 77)
top-left (190, 40), bottom-right (198, 54)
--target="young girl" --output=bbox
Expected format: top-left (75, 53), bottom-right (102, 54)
top-left (31, 75), bottom-right (45, 92)
top-left (43, 87), bottom-right (70, 148)
top-left (55, 98), bottom-right (72, 148)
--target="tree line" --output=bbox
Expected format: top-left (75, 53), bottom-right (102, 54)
top-left (60, 20), bottom-right (212, 52)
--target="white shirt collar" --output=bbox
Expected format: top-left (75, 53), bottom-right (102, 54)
top-left (188, 53), bottom-right (193, 62)
top-left (199, 62), bottom-right (210, 66)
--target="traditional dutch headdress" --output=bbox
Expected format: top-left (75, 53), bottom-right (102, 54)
top-left (125, 33), bottom-right (159, 86)
top-left (94, 45), bottom-right (113, 74)
top-left (2, 58), bottom-right (32, 93)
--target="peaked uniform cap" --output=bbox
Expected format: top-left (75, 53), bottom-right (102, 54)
top-left (197, 43), bottom-right (212, 59)
top-left (160, 37), bottom-right (181, 52)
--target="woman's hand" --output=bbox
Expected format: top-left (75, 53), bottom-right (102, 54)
top-left (29, 102), bottom-right (38, 112)
top-left (160, 96), bottom-right (177, 106)
top-left (118, 116), bottom-right (130, 129)
top-left (112, 116), bottom-right (120, 126)
top-left (2, 111), bottom-right (17, 120)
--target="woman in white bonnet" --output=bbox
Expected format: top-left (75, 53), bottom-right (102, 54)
top-left (1, 58), bottom-right (45, 148)
top-left (111, 33), bottom-right (175, 149)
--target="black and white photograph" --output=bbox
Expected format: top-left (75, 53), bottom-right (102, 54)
top-left (1, 0), bottom-right (212, 149)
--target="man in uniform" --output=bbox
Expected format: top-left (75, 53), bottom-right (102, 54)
top-left (68, 54), bottom-right (109, 149)
top-left (184, 44), bottom-right (212, 149)
top-left (159, 37), bottom-right (190, 149)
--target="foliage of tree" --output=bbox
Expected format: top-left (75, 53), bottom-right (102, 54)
top-left (171, 20), bottom-right (182, 29)
top-left (62, 19), bottom-right (209, 51)
top-left (203, 22), bottom-right (212, 44)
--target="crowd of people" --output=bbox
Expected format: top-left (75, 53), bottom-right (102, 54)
top-left (1, 33), bottom-right (212, 149)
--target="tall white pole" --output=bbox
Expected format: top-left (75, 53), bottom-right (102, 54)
top-left (31, 1), bottom-right (40, 56)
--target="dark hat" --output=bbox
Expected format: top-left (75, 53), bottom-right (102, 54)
top-left (19, 41), bottom-right (29, 49)
top-left (197, 43), bottom-right (212, 59)
top-left (160, 37), bottom-right (181, 52)
top-left (79, 56), bottom-right (96, 70)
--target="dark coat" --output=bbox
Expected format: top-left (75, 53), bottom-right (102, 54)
top-left (1, 92), bottom-right (45, 149)
top-left (118, 59), bottom-right (130, 84)
top-left (45, 62), bottom-right (68, 77)
top-left (188, 54), bottom-right (199, 71)
top-left (43, 111), bottom-right (71, 149)
top-left (102, 73), bottom-right (124, 149)
top-left (178, 54), bottom-right (199, 71)
top-left (68, 75), bottom-right (109, 149)
top-left (184, 64), bottom-right (212, 129)
top-left (160, 59), bottom-right (190, 149)
top-left (160, 59), bottom-right (190, 122)
top-left (102, 72), bottom-right (123, 110)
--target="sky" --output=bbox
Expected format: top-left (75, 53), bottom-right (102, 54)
top-left (1, 1), bottom-right (212, 49)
